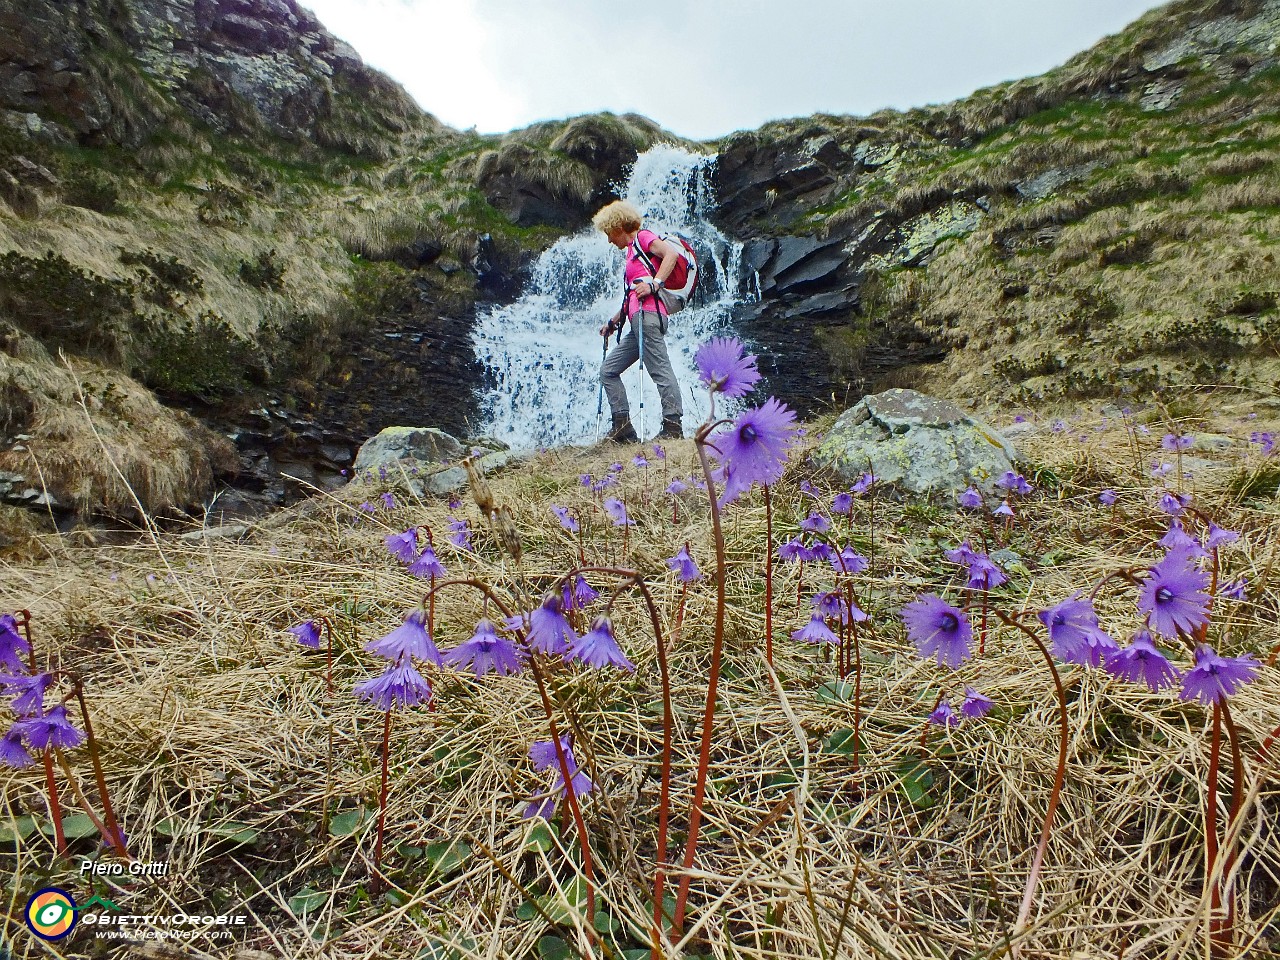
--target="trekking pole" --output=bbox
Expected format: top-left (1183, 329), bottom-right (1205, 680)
top-left (595, 335), bottom-right (607, 442)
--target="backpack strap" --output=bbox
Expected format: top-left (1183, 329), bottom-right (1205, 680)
top-left (630, 234), bottom-right (666, 317)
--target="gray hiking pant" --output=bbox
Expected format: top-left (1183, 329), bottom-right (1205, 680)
top-left (600, 310), bottom-right (684, 421)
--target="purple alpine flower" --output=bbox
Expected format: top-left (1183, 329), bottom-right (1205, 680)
top-left (1219, 577), bottom-right (1248, 600)
top-left (380, 492), bottom-right (397, 510)
top-left (358, 501), bottom-right (377, 514)
top-left (997, 471), bottom-right (1033, 495)
top-left (1158, 491), bottom-right (1187, 516)
top-left (579, 473), bottom-right (593, 488)
top-left (365, 609), bottom-right (442, 665)
top-left (524, 736), bottom-right (593, 820)
top-left (806, 541), bottom-right (834, 562)
top-left (603, 498), bottom-right (634, 527)
top-left (563, 574), bottom-right (599, 611)
top-left (407, 546), bottom-right (446, 579)
top-left (445, 620), bottom-right (525, 677)
top-left (4, 671), bottom-right (53, 717)
top-left (447, 518), bottom-right (473, 551)
top-left (567, 617), bottom-right (635, 671)
top-left (778, 537), bottom-right (805, 562)
top-left (829, 545), bottom-right (869, 574)
top-left (850, 472), bottom-right (876, 495)
top-left (791, 614), bottom-right (840, 645)
top-left (694, 336), bottom-right (761, 397)
top-left (994, 500), bottom-right (1015, 519)
top-left (958, 487), bottom-right (983, 510)
top-left (961, 687), bottom-right (994, 719)
top-left (1179, 644), bottom-right (1260, 705)
top-left (1099, 489), bottom-right (1117, 506)
top-left (666, 544), bottom-right (702, 582)
top-left (928, 700), bottom-right (960, 727)
top-left (945, 541), bottom-right (978, 566)
top-left (354, 655), bottom-right (432, 710)
top-left (1151, 461), bottom-right (1173, 478)
top-left (633, 454), bottom-right (649, 468)
top-left (526, 594), bottom-right (577, 656)
top-left (1162, 433), bottom-right (1193, 451)
top-left (963, 553), bottom-right (1007, 591)
top-left (1037, 594), bottom-right (1115, 665)
top-left (1160, 520), bottom-right (1204, 556)
top-left (0, 615), bottom-right (29, 673)
top-left (0, 727), bottom-right (32, 768)
top-left (666, 478), bottom-right (688, 496)
top-left (1204, 523), bottom-right (1239, 550)
top-left (1250, 431), bottom-right (1275, 455)
top-left (831, 492), bottom-right (854, 515)
top-left (550, 505), bottom-right (579, 533)
top-left (713, 398), bottom-right (799, 505)
top-left (800, 512), bottom-right (830, 534)
top-left (1138, 550), bottom-right (1211, 639)
top-left (1104, 631), bottom-right (1179, 692)
top-left (17, 705), bottom-right (84, 751)
top-left (287, 621), bottom-right (322, 650)
top-left (609, 462), bottom-right (624, 474)
top-left (901, 595), bottom-right (973, 669)
top-left (652, 444), bottom-right (666, 460)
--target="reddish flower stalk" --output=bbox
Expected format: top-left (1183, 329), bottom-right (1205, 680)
top-left (846, 583), bottom-right (862, 773)
top-left (997, 611), bottom-right (1069, 949)
top-left (764, 484), bottom-right (774, 665)
top-left (71, 680), bottom-right (128, 859)
top-left (41, 748), bottom-right (67, 857)
top-left (370, 708), bottom-right (394, 892)
top-left (672, 428), bottom-right (730, 934)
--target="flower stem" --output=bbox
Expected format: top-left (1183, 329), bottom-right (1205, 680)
top-left (41, 747), bottom-right (66, 857)
top-left (72, 680), bottom-right (128, 858)
top-left (371, 708), bottom-right (393, 892)
top-left (764, 484), bottom-right (774, 666)
top-left (998, 612), bottom-right (1069, 952)
top-left (672, 432), bottom-right (730, 933)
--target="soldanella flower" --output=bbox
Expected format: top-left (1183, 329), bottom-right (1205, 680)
top-left (1219, 578), bottom-right (1248, 600)
top-left (1037, 594), bottom-right (1114, 665)
top-left (666, 544), bottom-right (702, 582)
top-left (800, 513), bottom-right (830, 534)
top-left (963, 553), bottom-right (1007, 591)
top-left (385, 527), bottom-right (418, 562)
top-left (831, 492), bottom-right (853, 515)
top-left (1158, 491), bottom-right (1188, 516)
top-left (1099, 489), bottom-right (1117, 506)
top-left (4, 671), bottom-right (53, 717)
top-left (694, 336), bottom-right (761, 397)
top-left (287, 621), bottom-right (321, 650)
top-left (365, 610), bottom-right (441, 665)
top-left (523, 736), bottom-right (593, 820)
top-left (17, 705), bottom-right (85, 750)
top-left (850, 472), bottom-right (876, 495)
top-left (902, 595), bottom-right (973, 668)
top-left (380, 492), bottom-right (396, 510)
top-left (526, 594), bottom-right (577, 657)
top-left (445, 620), bottom-right (525, 677)
top-left (0, 727), bottom-right (32, 768)
top-left (778, 537), bottom-right (805, 562)
top-left (563, 575), bottom-right (599, 611)
top-left (551, 505), bottom-right (579, 533)
top-left (961, 687), bottom-right (993, 719)
top-left (712, 398), bottom-right (799, 505)
top-left (0, 615), bottom-right (29, 672)
top-left (994, 500), bottom-right (1015, 519)
top-left (1104, 631), bottom-right (1179, 692)
top-left (1162, 433), bottom-right (1193, 451)
top-left (791, 614), bottom-right (839, 645)
top-left (958, 487), bottom-right (983, 510)
top-left (829, 545), bottom-right (869, 574)
top-left (945, 541), bottom-right (978, 566)
top-left (1138, 550), bottom-right (1211, 639)
top-left (447, 518), bottom-right (473, 551)
top-left (567, 617), bottom-right (635, 671)
top-left (1204, 523), bottom-right (1239, 549)
top-left (354, 655), bottom-right (432, 710)
top-left (997, 471), bottom-right (1033, 495)
top-left (407, 546), bottom-right (446, 579)
top-left (1160, 520), bottom-right (1204, 556)
top-left (603, 498), bottom-right (635, 527)
top-left (1179, 644), bottom-right (1259, 704)
top-left (666, 478), bottom-right (688, 496)
top-left (928, 700), bottom-right (959, 727)
top-left (632, 454), bottom-right (649, 468)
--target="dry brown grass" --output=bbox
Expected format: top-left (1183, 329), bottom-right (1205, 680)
top-left (0, 401), bottom-right (1277, 958)
top-left (0, 346), bottom-right (235, 517)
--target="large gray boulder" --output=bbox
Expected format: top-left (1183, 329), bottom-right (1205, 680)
top-left (352, 427), bottom-right (518, 497)
top-left (813, 390), bottom-right (1016, 496)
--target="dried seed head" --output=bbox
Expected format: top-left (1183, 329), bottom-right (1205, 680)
top-left (464, 456), bottom-right (496, 514)
top-left (493, 504), bottom-right (522, 564)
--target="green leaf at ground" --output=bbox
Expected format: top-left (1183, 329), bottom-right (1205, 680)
top-left (288, 886), bottom-right (328, 914)
top-left (329, 808), bottom-right (369, 837)
top-left (425, 839), bottom-right (471, 879)
top-left (0, 814), bottom-right (36, 844)
top-left (896, 761), bottom-right (936, 809)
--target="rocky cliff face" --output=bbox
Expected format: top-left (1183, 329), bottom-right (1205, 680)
top-left (0, 0), bottom-right (427, 152)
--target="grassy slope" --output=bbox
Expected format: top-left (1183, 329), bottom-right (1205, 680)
top-left (0, 397), bottom-right (1277, 957)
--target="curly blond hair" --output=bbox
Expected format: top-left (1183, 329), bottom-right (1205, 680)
top-left (591, 200), bottom-right (642, 235)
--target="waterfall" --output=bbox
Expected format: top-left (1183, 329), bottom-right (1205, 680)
top-left (472, 145), bottom-right (749, 450)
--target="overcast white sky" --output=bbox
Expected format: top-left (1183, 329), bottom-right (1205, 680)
top-left (301, 0), bottom-right (1170, 140)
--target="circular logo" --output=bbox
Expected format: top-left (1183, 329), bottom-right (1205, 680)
top-left (26, 887), bottom-right (77, 941)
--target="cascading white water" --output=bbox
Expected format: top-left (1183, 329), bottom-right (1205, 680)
top-left (472, 145), bottom-right (750, 449)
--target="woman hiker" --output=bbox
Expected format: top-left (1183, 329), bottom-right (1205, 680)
top-left (592, 200), bottom-right (685, 443)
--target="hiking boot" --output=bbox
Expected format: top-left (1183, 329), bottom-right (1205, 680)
top-left (604, 415), bottom-right (639, 443)
top-left (657, 416), bottom-right (684, 440)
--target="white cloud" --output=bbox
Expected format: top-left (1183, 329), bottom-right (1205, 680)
top-left (300, 0), bottom-right (1169, 138)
